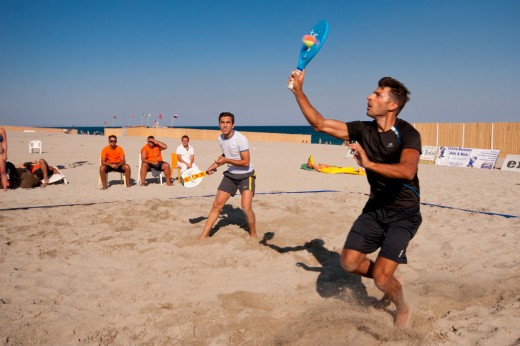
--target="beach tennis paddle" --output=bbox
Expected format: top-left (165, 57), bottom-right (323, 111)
top-left (180, 168), bottom-right (213, 188)
top-left (288, 20), bottom-right (329, 89)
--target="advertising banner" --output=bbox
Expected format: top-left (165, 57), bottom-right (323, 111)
top-left (435, 146), bottom-right (500, 169)
top-left (500, 154), bottom-right (520, 172)
top-left (420, 146), bottom-right (438, 162)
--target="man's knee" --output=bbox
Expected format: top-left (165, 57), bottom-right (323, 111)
top-left (340, 251), bottom-right (361, 273)
top-left (373, 272), bottom-right (392, 291)
top-left (241, 202), bottom-right (253, 213)
top-left (212, 200), bottom-right (225, 211)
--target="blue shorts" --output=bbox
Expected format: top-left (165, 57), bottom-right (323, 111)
top-left (344, 207), bottom-right (422, 264)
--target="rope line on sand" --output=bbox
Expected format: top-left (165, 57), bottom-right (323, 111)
top-left (421, 202), bottom-right (519, 219)
top-left (173, 189), bottom-right (341, 199)
top-left (175, 190), bottom-right (519, 218)
top-left (2, 190), bottom-right (517, 218)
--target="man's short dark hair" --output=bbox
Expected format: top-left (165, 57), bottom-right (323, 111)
top-left (147, 136), bottom-right (155, 140)
top-left (108, 135), bottom-right (117, 141)
top-left (219, 112), bottom-right (235, 124)
top-left (182, 135), bottom-right (189, 141)
top-left (378, 77), bottom-right (410, 115)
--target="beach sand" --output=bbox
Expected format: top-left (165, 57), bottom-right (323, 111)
top-left (1, 130), bottom-right (519, 345)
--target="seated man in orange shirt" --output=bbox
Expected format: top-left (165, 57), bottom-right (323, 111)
top-left (100, 135), bottom-right (131, 189)
top-left (140, 136), bottom-right (173, 186)
top-left (19, 158), bottom-right (60, 188)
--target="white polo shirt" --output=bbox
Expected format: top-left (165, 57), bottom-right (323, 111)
top-left (176, 144), bottom-right (196, 172)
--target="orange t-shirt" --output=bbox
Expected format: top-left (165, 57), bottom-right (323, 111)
top-left (141, 144), bottom-right (163, 162)
top-left (29, 163), bottom-right (41, 173)
top-left (101, 145), bottom-right (125, 164)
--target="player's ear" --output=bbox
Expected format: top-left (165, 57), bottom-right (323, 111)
top-left (388, 100), bottom-right (398, 112)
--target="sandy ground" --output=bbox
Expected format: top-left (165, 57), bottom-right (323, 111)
top-left (1, 130), bottom-right (519, 345)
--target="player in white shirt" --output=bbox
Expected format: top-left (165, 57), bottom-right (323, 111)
top-left (198, 112), bottom-right (256, 240)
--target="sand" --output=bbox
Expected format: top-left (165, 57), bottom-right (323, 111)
top-left (1, 130), bottom-right (519, 345)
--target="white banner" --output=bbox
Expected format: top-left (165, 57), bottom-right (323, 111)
top-left (420, 146), bottom-right (438, 162)
top-left (501, 154), bottom-right (520, 172)
top-left (435, 146), bottom-right (500, 169)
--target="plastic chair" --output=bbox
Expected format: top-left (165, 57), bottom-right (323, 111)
top-left (171, 153), bottom-right (181, 183)
top-left (29, 140), bottom-right (42, 154)
top-left (99, 158), bottom-right (127, 187)
top-left (137, 154), bottom-right (165, 185)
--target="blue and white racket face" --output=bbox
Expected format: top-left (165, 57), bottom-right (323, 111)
top-left (297, 20), bottom-right (329, 70)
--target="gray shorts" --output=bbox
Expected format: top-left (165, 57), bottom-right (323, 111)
top-left (218, 170), bottom-right (256, 197)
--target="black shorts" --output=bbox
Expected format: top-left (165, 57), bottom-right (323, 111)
top-left (218, 170), bottom-right (256, 197)
top-left (148, 161), bottom-right (164, 171)
top-left (33, 168), bottom-right (53, 180)
top-left (105, 165), bottom-right (125, 173)
top-left (344, 207), bottom-right (422, 264)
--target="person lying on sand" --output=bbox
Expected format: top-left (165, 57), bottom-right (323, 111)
top-left (19, 159), bottom-right (59, 188)
top-left (305, 155), bottom-right (339, 172)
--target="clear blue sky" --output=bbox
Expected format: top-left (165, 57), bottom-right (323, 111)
top-left (1, 0), bottom-right (519, 127)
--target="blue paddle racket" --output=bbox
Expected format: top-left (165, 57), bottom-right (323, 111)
top-left (288, 20), bottom-right (329, 89)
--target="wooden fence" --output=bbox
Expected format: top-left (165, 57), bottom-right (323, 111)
top-left (2, 122), bottom-right (518, 157)
top-left (104, 126), bottom-right (311, 144)
top-left (413, 122), bottom-right (519, 158)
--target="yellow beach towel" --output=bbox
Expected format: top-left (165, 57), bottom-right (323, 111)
top-left (302, 155), bottom-right (365, 175)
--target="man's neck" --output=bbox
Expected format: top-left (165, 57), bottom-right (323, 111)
top-left (223, 129), bottom-right (235, 139)
top-left (374, 114), bottom-right (397, 132)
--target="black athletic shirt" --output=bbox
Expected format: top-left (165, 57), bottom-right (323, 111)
top-left (346, 118), bottom-right (421, 210)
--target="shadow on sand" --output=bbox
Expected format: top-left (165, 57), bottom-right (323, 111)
top-left (260, 232), bottom-right (385, 308)
top-left (189, 204), bottom-right (250, 237)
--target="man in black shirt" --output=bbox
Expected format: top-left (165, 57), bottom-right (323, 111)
top-left (289, 71), bottom-right (422, 328)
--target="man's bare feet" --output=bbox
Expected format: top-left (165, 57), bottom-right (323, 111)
top-left (100, 186), bottom-right (107, 190)
top-left (394, 305), bottom-right (411, 328)
top-left (140, 183), bottom-right (148, 186)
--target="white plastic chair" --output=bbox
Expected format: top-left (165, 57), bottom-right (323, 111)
top-left (99, 158), bottom-right (127, 187)
top-left (29, 140), bottom-right (42, 154)
top-left (137, 153), bottom-right (164, 185)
